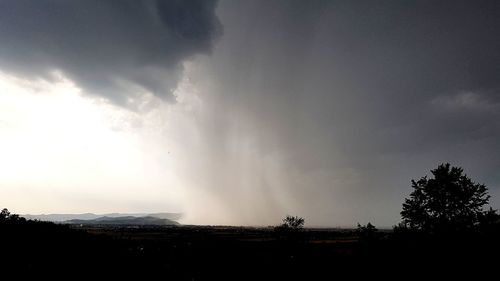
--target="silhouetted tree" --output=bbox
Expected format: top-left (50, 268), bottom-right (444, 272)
top-left (280, 215), bottom-right (305, 230)
top-left (401, 163), bottom-right (497, 232)
top-left (357, 222), bottom-right (378, 242)
top-left (274, 215), bottom-right (305, 243)
top-left (357, 222), bottom-right (377, 233)
top-left (0, 208), bottom-right (25, 223)
top-left (0, 208), bottom-right (10, 221)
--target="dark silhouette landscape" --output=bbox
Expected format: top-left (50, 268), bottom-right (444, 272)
top-left (2, 163), bottom-right (499, 279)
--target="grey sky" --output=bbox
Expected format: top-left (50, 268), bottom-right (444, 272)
top-left (0, 0), bottom-right (499, 226)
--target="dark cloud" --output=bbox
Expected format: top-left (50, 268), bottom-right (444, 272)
top-left (0, 0), bottom-right (221, 104)
top-left (185, 0), bottom-right (500, 226)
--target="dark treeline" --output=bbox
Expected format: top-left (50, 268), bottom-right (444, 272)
top-left (1, 163), bottom-right (500, 279)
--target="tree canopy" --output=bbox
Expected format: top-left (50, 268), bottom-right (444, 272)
top-left (401, 163), bottom-right (497, 232)
top-left (281, 215), bottom-right (305, 229)
top-left (0, 208), bottom-right (24, 223)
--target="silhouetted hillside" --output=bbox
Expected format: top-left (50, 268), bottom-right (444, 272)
top-left (65, 215), bottom-right (179, 226)
top-left (22, 212), bottom-right (182, 222)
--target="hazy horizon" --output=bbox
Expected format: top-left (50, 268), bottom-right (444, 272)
top-left (1, 0), bottom-right (500, 227)
top-left (19, 211), bottom-right (371, 229)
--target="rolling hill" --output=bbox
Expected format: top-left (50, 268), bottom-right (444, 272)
top-left (64, 216), bottom-right (179, 226)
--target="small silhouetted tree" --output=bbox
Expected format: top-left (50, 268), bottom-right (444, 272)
top-left (275, 215), bottom-right (304, 233)
top-left (357, 222), bottom-right (377, 233)
top-left (401, 163), bottom-right (497, 232)
top-left (357, 222), bottom-right (378, 241)
top-left (0, 208), bottom-right (25, 223)
top-left (275, 215), bottom-right (305, 242)
top-left (280, 215), bottom-right (305, 230)
top-left (0, 208), bottom-right (11, 221)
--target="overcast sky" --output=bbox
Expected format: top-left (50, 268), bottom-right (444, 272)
top-left (1, 0), bottom-right (499, 227)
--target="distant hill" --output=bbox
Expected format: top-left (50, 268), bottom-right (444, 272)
top-left (65, 216), bottom-right (179, 226)
top-left (22, 212), bottom-right (182, 222)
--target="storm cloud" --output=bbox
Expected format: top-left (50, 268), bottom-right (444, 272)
top-left (0, 0), bottom-right (221, 104)
top-left (176, 0), bottom-right (500, 226)
top-left (1, 0), bottom-right (500, 226)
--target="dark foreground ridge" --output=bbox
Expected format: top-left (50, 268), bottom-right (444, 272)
top-left (1, 211), bottom-right (499, 279)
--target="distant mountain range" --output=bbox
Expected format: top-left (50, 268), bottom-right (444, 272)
top-left (22, 212), bottom-right (182, 222)
top-left (65, 216), bottom-right (179, 226)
